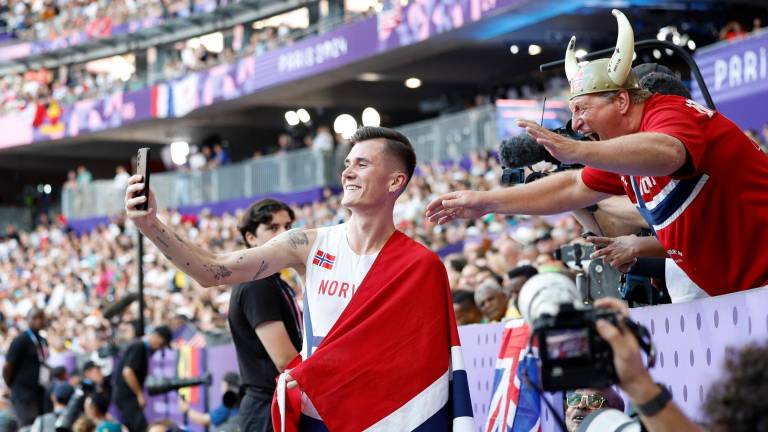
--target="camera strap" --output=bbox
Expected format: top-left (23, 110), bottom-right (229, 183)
top-left (623, 318), bottom-right (657, 368)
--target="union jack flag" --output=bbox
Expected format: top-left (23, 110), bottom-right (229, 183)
top-left (312, 250), bottom-right (335, 270)
top-left (485, 319), bottom-right (541, 432)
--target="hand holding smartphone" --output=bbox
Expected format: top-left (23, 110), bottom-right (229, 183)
top-left (135, 147), bottom-right (151, 211)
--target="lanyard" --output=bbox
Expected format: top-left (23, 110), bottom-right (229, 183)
top-left (26, 329), bottom-right (48, 362)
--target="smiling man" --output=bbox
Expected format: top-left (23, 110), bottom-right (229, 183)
top-left (564, 388), bottom-right (625, 432)
top-left (125, 126), bottom-right (473, 432)
top-left (426, 9), bottom-right (768, 297)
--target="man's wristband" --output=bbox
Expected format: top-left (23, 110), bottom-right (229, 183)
top-left (636, 383), bottom-right (672, 417)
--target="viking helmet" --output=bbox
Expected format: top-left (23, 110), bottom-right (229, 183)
top-left (565, 9), bottom-right (640, 100)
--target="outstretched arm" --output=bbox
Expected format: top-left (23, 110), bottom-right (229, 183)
top-left (125, 175), bottom-right (313, 287)
top-left (519, 120), bottom-right (686, 177)
top-left (426, 169), bottom-right (610, 224)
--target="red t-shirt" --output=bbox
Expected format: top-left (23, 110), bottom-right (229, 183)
top-left (581, 94), bottom-right (768, 296)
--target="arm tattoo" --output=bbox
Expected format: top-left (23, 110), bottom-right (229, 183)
top-left (203, 264), bottom-right (232, 281)
top-left (252, 260), bottom-right (268, 280)
top-left (287, 231), bottom-right (309, 250)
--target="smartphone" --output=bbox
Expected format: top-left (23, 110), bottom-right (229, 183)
top-left (135, 147), bottom-right (151, 211)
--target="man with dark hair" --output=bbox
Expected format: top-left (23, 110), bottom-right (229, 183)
top-left (702, 342), bottom-right (768, 431)
top-left (225, 198), bottom-right (301, 432)
top-left (112, 326), bottom-right (172, 432)
top-left (125, 126), bottom-right (473, 431)
top-left (2, 308), bottom-right (49, 427)
top-left (84, 392), bottom-right (121, 432)
top-left (427, 9), bottom-right (768, 296)
top-left (179, 371), bottom-right (242, 431)
top-left (452, 290), bottom-right (483, 325)
top-left (30, 383), bottom-right (73, 432)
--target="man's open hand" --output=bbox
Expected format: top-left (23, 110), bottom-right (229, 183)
top-left (425, 190), bottom-right (489, 225)
top-left (517, 119), bottom-right (586, 164)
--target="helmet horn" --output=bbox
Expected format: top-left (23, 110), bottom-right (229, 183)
top-left (564, 36), bottom-right (579, 82)
top-left (607, 9), bottom-right (634, 86)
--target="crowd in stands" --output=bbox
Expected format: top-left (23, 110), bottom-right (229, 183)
top-left (0, 0), bottom-right (229, 41)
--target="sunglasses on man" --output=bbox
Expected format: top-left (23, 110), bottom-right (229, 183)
top-left (565, 392), bottom-right (607, 409)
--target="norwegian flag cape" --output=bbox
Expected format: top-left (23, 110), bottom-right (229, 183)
top-left (272, 230), bottom-right (474, 431)
top-left (485, 319), bottom-right (541, 432)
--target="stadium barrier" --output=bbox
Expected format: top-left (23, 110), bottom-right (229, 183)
top-left (3, 287), bottom-right (763, 430)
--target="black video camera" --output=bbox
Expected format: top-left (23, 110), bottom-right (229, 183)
top-left (146, 373), bottom-right (212, 396)
top-left (499, 120), bottom-right (587, 186)
top-left (535, 305), bottom-right (620, 390)
top-left (518, 273), bottom-right (655, 391)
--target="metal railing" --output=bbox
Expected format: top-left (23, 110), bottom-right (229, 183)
top-left (61, 105), bottom-right (499, 220)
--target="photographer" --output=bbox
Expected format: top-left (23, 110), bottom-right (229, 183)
top-left (30, 383), bottom-right (73, 432)
top-left (83, 392), bottom-right (122, 432)
top-left (427, 9), bottom-right (768, 297)
top-left (594, 297), bottom-right (703, 432)
top-left (111, 326), bottom-right (172, 432)
top-left (178, 372), bottom-right (240, 431)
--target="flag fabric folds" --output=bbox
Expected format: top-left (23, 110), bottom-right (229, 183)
top-left (272, 230), bottom-right (474, 431)
top-left (485, 319), bottom-right (542, 432)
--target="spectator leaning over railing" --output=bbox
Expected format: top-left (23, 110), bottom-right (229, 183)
top-left (427, 9), bottom-right (768, 297)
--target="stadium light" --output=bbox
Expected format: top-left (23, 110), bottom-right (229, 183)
top-left (509, 44), bottom-right (519, 54)
top-left (43, 184), bottom-right (52, 195)
top-left (362, 107), bottom-right (381, 127)
top-left (334, 114), bottom-right (358, 140)
top-left (404, 77), bottom-right (422, 89)
top-left (652, 49), bottom-right (662, 59)
top-left (575, 49), bottom-right (588, 59)
top-left (285, 110), bottom-right (300, 126)
top-left (297, 108), bottom-right (311, 124)
top-left (687, 39), bottom-right (696, 50)
top-left (528, 44), bottom-right (542, 55)
top-left (170, 141), bottom-right (190, 166)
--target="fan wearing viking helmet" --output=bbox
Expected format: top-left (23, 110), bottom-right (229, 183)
top-left (427, 9), bottom-right (768, 297)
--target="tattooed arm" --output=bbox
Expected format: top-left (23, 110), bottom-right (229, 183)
top-left (125, 175), bottom-right (315, 287)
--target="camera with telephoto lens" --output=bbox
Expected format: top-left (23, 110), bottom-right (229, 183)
top-left (146, 373), bottom-right (212, 396)
top-left (499, 120), bottom-right (587, 187)
top-left (55, 379), bottom-right (97, 432)
top-left (517, 273), bottom-right (655, 391)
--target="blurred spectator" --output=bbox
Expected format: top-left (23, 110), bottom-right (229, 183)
top-left (83, 392), bottom-right (121, 432)
top-left (452, 290), bottom-right (483, 325)
top-left (474, 279), bottom-right (509, 322)
top-left (2, 308), bottom-right (49, 427)
top-left (112, 166), bottom-right (130, 191)
top-left (276, 133), bottom-right (293, 154)
top-left (72, 417), bottom-right (96, 432)
top-left (0, 388), bottom-right (19, 432)
top-left (720, 20), bottom-right (748, 41)
top-left (503, 265), bottom-right (537, 319)
top-left (178, 372), bottom-right (239, 429)
top-left (312, 126), bottom-right (334, 153)
top-left (147, 419), bottom-right (178, 432)
top-left (76, 166), bottom-right (92, 185)
top-left (30, 382), bottom-right (73, 432)
top-left (211, 142), bottom-right (231, 167)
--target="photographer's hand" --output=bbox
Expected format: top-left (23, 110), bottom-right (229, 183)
top-left (594, 297), bottom-right (704, 432)
top-left (517, 119), bottom-right (585, 164)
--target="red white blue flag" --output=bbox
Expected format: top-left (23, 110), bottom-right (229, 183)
top-left (312, 250), bottom-right (335, 270)
top-left (484, 319), bottom-right (541, 432)
top-left (273, 230), bottom-right (474, 431)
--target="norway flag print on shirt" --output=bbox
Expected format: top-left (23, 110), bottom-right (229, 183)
top-left (312, 250), bottom-right (335, 270)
